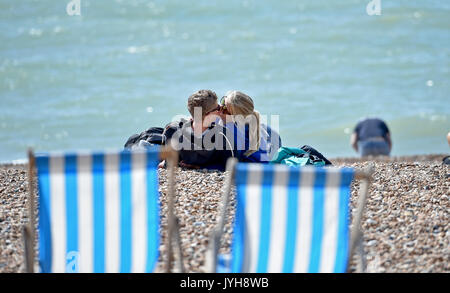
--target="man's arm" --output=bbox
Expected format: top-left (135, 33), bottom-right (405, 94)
top-left (386, 132), bottom-right (392, 151)
top-left (350, 132), bottom-right (359, 152)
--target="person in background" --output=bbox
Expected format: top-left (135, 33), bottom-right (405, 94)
top-left (350, 117), bottom-right (392, 157)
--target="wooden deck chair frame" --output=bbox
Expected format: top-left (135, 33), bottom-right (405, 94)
top-left (23, 145), bottom-right (183, 273)
top-left (206, 158), bottom-right (373, 273)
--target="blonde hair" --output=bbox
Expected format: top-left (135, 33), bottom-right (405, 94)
top-left (225, 91), bottom-right (260, 156)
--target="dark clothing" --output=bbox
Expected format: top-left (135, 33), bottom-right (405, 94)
top-left (300, 145), bottom-right (333, 165)
top-left (124, 127), bottom-right (164, 149)
top-left (124, 119), bottom-right (237, 171)
top-left (354, 118), bottom-right (390, 142)
top-left (359, 140), bottom-right (390, 157)
top-left (164, 118), bottom-right (237, 171)
top-left (354, 118), bottom-right (391, 157)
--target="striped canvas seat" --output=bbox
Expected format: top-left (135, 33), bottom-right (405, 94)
top-left (218, 163), bottom-right (355, 273)
top-left (34, 149), bottom-right (161, 273)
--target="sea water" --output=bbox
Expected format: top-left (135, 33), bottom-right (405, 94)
top-left (0, 0), bottom-right (449, 163)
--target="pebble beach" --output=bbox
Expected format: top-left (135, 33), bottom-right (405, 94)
top-left (0, 154), bottom-right (448, 273)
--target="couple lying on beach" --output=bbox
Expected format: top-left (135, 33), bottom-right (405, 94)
top-left (125, 89), bottom-right (332, 170)
top-left (125, 89), bottom-right (281, 170)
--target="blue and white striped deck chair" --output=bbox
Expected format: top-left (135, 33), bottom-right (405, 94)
top-left (24, 147), bottom-right (178, 273)
top-left (207, 158), bottom-right (371, 273)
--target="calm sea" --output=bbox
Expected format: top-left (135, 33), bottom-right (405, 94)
top-left (0, 0), bottom-right (449, 163)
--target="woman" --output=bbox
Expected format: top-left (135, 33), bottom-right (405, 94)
top-left (216, 90), bottom-right (282, 163)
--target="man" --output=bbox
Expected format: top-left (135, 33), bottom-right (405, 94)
top-left (350, 117), bottom-right (392, 157)
top-left (162, 90), bottom-right (237, 170)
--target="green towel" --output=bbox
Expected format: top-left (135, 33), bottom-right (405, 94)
top-left (270, 146), bottom-right (326, 167)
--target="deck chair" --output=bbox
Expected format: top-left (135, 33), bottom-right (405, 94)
top-left (23, 146), bottom-right (182, 273)
top-left (207, 158), bottom-right (372, 273)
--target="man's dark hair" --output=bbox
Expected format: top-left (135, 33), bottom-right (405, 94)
top-left (187, 90), bottom-right (218, 118)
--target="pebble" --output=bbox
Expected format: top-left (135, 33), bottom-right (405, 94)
top-left (366, 219), bottom-right (378, 226)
